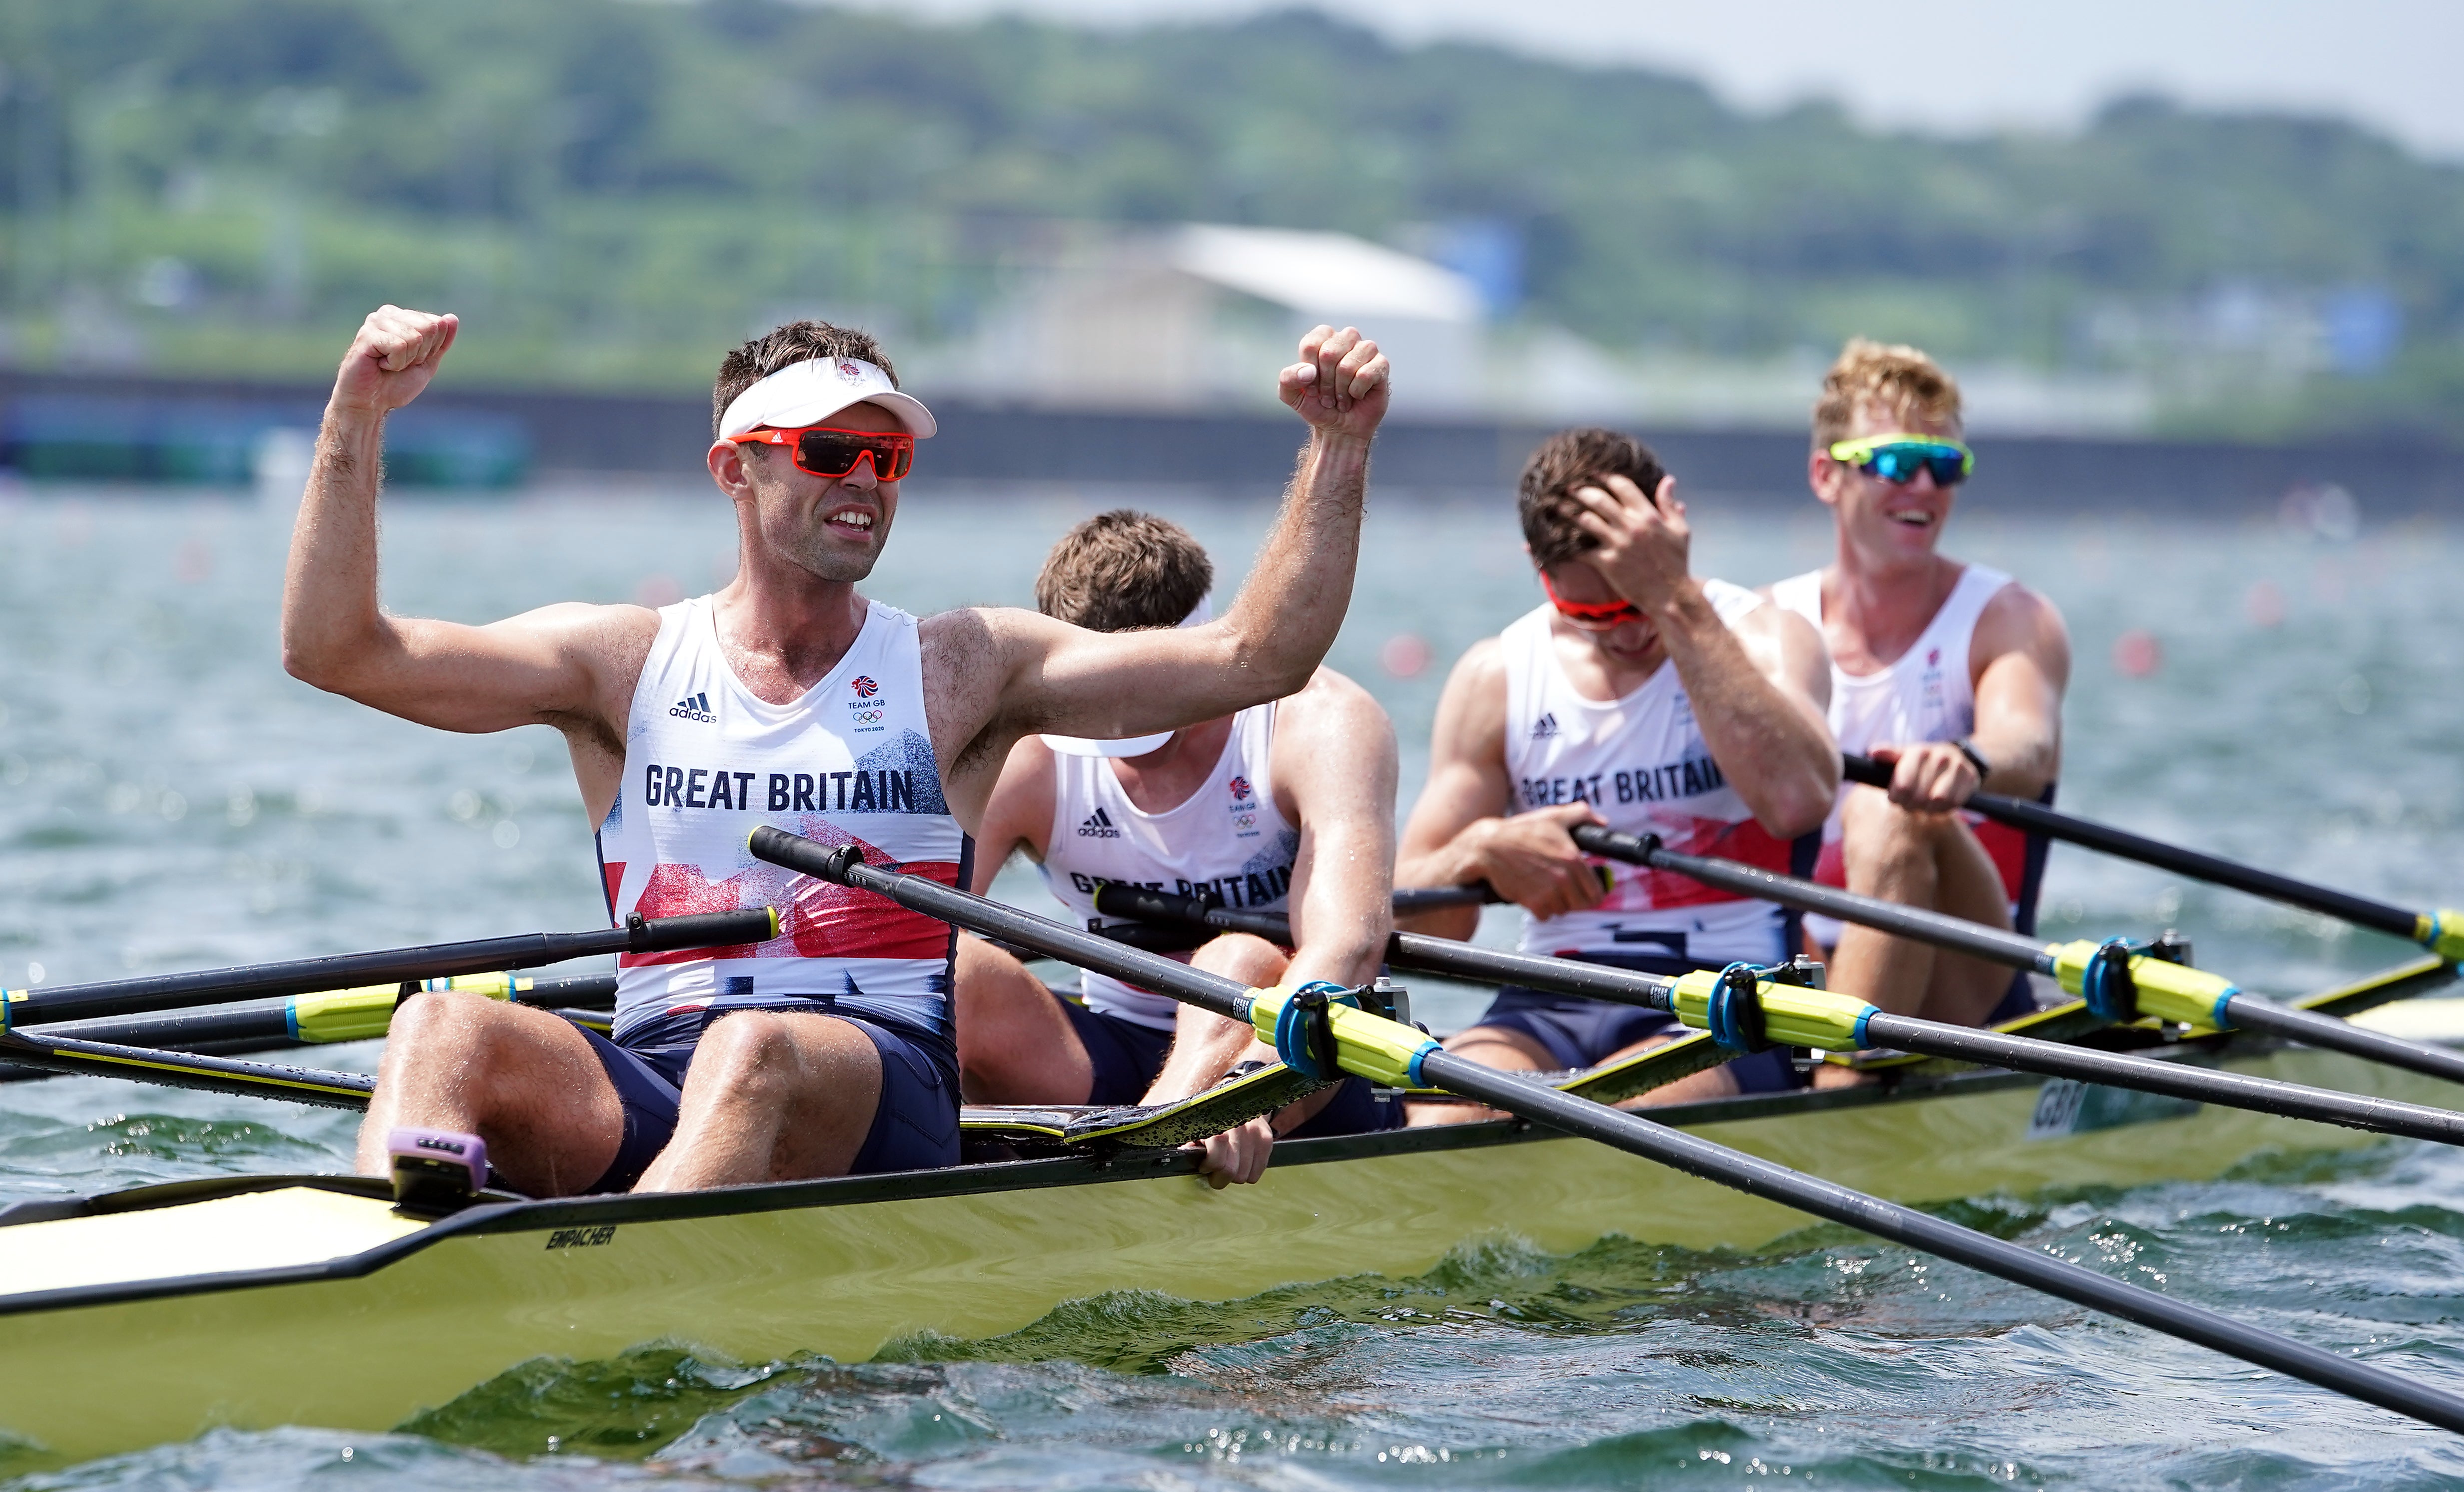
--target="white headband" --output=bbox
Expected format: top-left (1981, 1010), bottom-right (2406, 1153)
top-left (1043, 596), bottom-right (1215, 758)
top-left (717, 356), bottom-right (936, 441)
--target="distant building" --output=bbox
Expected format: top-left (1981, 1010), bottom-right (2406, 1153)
top-left (918, 224), bottom-right (1486, 415)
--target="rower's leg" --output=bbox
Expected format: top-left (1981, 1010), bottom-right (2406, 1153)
top-left (355, 991), bottom-right (623, 1199)
top-left (1913, 817), bottom-right (2021, 1027)
top-left (953, 934), bottom-right (1094, 1105)
top-left (1164, 932), bottom-right (1294, 1188)
top-left (634, 1011), bottom-right (881, 1191)
top-left (1828, 786), bottom-right (2015, 1024)
top-left (1152, 932), bottom-right (1286, 1101)
top-left (1403, 1025), bottom-right (1553, 1127)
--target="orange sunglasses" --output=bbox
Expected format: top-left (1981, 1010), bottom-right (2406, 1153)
top-left (1539, 571), bottom-right (1643, 630)
top-left (729, 423), bottom-right (915, 481)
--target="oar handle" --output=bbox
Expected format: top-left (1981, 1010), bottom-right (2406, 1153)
top-left (1841, 752), bottom-right (2424, 941)
top-left (1392, 884), bottom-right (1501, 913)
top-left (2, 909), bottom-right (778, 1028)
top-left (1569, 824), bottom-right (2052, 972)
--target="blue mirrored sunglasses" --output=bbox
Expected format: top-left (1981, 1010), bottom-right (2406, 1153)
top-left (1827, 434), bottom-right (1974, 487)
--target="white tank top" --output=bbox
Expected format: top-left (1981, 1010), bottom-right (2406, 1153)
top-left (1769, 562), bottom-right (2043, 936)
top-left (595, 596), bottom-right (969, 1049)
top-left (1500, 581), bottom-right (1801, 964)
top-left (1768, 563), bottom-right (2011, 755)
top-left (1038, 704), bottom-right (1298, 1030)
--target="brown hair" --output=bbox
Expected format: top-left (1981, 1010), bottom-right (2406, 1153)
top-left (1034, 510), bottom-right (1214, 633)
top-left (711, 321), bottom-right (902, 437)
top-left (1811, 337), bottom-right (1963, 448)
top-left (1517, 427), bottom-right (1667, 568)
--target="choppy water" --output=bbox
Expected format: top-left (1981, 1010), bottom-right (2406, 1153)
top-left (2, 479), bottom-right (2462, 1487)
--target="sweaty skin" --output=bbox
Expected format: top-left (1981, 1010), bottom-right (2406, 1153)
top-left (1785, 402), bottom-right (2072, 1026)
top-left (957, 666), bottom-right (1398, 1187)
top-left (1396, 470), bottom-right (1837, 1115)
top-left (284, 304), bottom-right (1391, 1195)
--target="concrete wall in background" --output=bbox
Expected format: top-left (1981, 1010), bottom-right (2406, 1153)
top-left (3, 369), bottom-right (2456, 515)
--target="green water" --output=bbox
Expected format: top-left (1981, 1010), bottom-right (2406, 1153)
top-left (1, 483), bottom-right (2461, 1487)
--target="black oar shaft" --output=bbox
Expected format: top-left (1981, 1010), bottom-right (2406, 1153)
top-left (1571, 824), bottom-right (2053, 972)
top-left (0, 974), bottom-right (623, 1086)
top-left (5, 910), bottom-right (769, 1027)
top-left (0, 1030), bottom-right (373, 1110)
top-left (1411, 1045), bottom-right (2464, 1433)
top-left (2215, 995), bottom-right (2464, 1086)
top-left (1099, 884), bottom-right (2464, 1149)
top-left (1841, 754), bottom-right (2423, 939)
top-left (1087, 882), bottom-right (1667, 1004)
top-left (1852, 1012), bottom-right (2464, 1146)
top-left (748, 830), bottom-right (1250, 1023)
top-left (749, 829), bottom-right (2464, 1435)
top-left (1573, 820), bottom-right (2464, 1087)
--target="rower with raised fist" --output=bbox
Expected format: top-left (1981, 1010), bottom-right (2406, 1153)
top-left (1396, 428), bottom-right (1839, 1112)
top-left (1766, 340), bottom-right (2071, 1027)
top-left (283, 305), bottom-right (1390, 1198)
top-left (956, 512), bottom-right (1402, 1187)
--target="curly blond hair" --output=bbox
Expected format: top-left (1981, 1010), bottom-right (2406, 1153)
top-left (1811, 338), bottom-right (1962, 448)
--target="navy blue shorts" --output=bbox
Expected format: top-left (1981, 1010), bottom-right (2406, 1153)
top-left (1050, 987), bottom-right (1403, 1135)
top-left (576, 1003), bottom-right (960, 1194)
top-left (1469, 950), bottom-right (1803, 1095)
top-left (1051, 991), bottom-right (1176, 1106)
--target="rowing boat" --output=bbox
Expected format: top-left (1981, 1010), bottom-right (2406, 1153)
top-left (0, 954), bottom-right (2451, 1468)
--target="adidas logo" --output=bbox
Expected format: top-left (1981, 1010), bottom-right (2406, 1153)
top-left (668, 692), bottom-right (715, 724)
top-left (1531, 712), bottom-right (1560, 739)
top-left (1076, 806), bottom-right (1123, 839)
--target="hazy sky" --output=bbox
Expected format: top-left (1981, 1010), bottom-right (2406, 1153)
top-left (843, 0), bottom-right (2464, 160)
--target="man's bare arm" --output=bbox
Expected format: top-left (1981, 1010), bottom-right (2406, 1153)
top-left (1273, 671), bottom-right (1398, 989)
top-left (965, 737), bottom-right (1058, 895)
top-left (281, 306), bottom-right (646, 741)
top-left (922, 326), bottom-right (1389, 822)
top-left (1967, 583), bottom-right (2069, 797)
top-left (1395, 641), bottom-right (1605, 938)
top-left (1875, 581), bottom-right (2069, 810)
top-left (1661, 601), bottom-right (1839, 837)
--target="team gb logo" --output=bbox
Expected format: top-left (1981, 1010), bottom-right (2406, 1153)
top-left (1228, 776), bottom-right (1254, 802)
top-left (850, 676), bottom-right (879, 698)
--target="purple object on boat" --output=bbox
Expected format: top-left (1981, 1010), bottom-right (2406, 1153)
top-left (386, 1127), bottom-right (487, 1212)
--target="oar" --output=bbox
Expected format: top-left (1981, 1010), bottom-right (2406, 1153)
top-left (746, 825), bottom-right (2464, 1436)
top-left (1093, 884), bottom-right (2464, 1149)
top-left (1570, 824), bottom-right (2464, 1087)
top-left (0, 973), bottom-right (618, 1085)
top-left (982, 884), bottom-right (1494, 965)
top-left (1842, 752), bottom-right (2464, 962)
top-left (0, 1028), bottom-right (376, 1108)
top-left (0, 909), bottom-right (773, 1028)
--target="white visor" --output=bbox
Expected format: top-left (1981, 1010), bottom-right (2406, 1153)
top-left (1042, 596), bottom-right (1214, 758)
top-left (717, 356), bottom-right (936, 441)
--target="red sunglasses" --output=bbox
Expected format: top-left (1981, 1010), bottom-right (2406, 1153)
top-left (1540, 571), bottom-right (1643, 630)
top-left (728, 424), bottom-right (915, 481)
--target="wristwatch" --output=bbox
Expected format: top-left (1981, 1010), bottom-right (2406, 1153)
top-left (1952, 737), bottom-right (1992, 780)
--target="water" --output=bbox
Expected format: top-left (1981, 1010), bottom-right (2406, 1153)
top-left (2, 481), bottom-right (2462, 1487)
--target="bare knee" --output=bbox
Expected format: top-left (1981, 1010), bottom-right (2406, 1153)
top-left (382, 991), bottom-right (530, 1075)
top-left (686, 1012), bottom-right (804, 1103)
top-left (1189, 931), bottom-right (1290, 987)
top-left (1840, 787), bottom-right (1949, 879)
